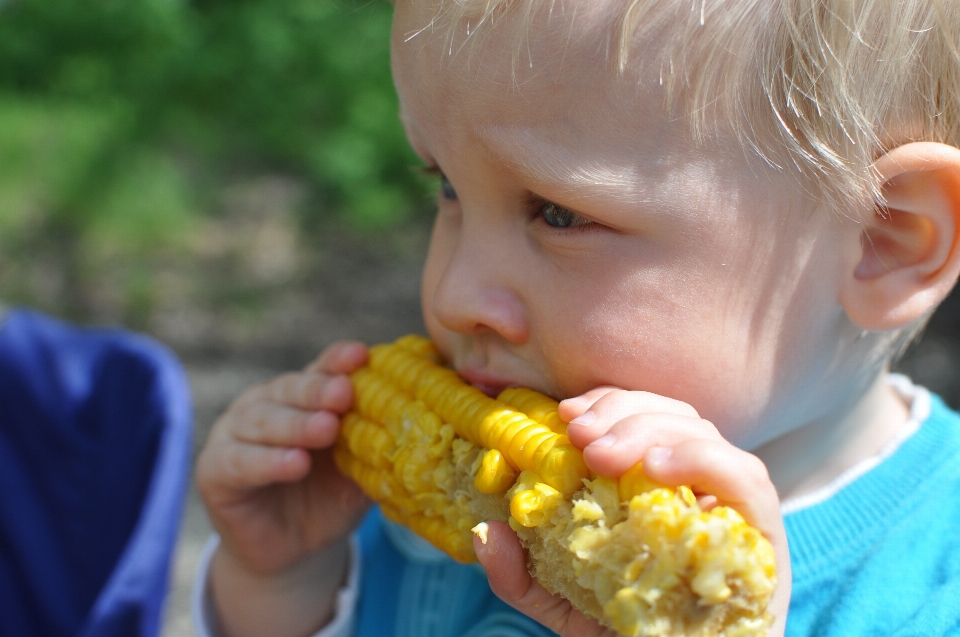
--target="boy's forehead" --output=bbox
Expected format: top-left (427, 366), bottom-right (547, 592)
top-left (391, 0), bottom-right (685, 165)
top-left (389, 0), bottom-right (804, 212)
top-left (393, 0), bottom-right (634, 95)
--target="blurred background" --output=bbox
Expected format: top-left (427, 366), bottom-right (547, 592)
top-left (0, 0), bottom-right (956, 635)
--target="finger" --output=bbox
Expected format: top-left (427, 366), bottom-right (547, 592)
top-left (557, 386), bottom-right (620, 422)
top-left (641, 439), bottom-right (779, 529)
top-left (642, 440), bottom-right (793, 636)
top-left (255, 372), bottom-right (354, 413)
top-left (581, 413), bottom-right (722, 476)
top-left (203, 440), bottom-right (313, 492)
top-left (231, 403), bottom-right (340, 449)
top-left (564, 389), bottom-right (701, 448)
top-left (305, 341), bottom-right (369, 375)
top-left (696, 494), bottom-right (719, 511)
top-left (474, 521), bottom-right (612, 637)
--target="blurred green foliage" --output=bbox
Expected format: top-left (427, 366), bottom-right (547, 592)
top-left (0, 0), bottom-right (432, 323)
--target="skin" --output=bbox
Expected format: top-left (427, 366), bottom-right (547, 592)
top-left (196, 2), bottom-right (960, 637)
top-left (197, 343), bottom-right (371, 637)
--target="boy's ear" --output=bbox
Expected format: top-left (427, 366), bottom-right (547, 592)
top-left (841, 142), bottom-right (960, 331)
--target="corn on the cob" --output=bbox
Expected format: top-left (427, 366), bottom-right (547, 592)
top-left (334, 335), bottom-right (776, 637)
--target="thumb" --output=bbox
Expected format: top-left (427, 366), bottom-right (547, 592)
top-left (473, 521), bottom-right (613, 637)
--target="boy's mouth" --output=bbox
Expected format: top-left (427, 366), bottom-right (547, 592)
top-left (456, 368), bottom-right (515, 398)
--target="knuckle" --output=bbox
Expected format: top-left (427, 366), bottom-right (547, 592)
top-left (195, 452), bottom-right (216, 490)
top-left (609, 388), bottom-right (635, 404)
top-left (307, 372), bottom-right (329, 404)
top-left (620, 412), bottom-right (669, 438)
top-left (608, 416), bottom-right (647, 442)
top-left (632, 390), bottom-right (660, 403)
top-left (740, 452), bottom-right (773, 490)
top-left (315, 341), bottom-right (352, 371)
top-left (624, 388), bottom-right (659, 402)
top-left (232, 402), bottom-right (266, 439)
top-left (251, 412), bottom-right (273, 443)
top-left (239, 382), bottom-right (270, 406)
top-left (699, 418), bottom-right (722, 438)
top-left (592, 388), bottom-right (628, 412)
top-left (538, 598), bottom-right (575, 635)
top-left (223, 449), bottom-right (247, 483)
top-left (677, 400), bottom-right (700, 418)
top-left (291, 411), bottom-right (311, 442)
top-left (267, 373), bottom-right (300, 400)
top-left (227, 446), bottom-right (269, 486)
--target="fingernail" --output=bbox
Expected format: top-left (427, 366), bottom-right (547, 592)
top-left (646, 446), bottom-right (672, 467)
top-left (569, 411), bottom-right (597, 427)
top-left (592, 433), bottom-right (616, 447)
top-left (281, 448), bottom-right (302, 464)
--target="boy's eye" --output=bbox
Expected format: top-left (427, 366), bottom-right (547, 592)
top-left (439, 173), bottom-right (458, 201)
top-left (540, 201), bottom-right (592, 229)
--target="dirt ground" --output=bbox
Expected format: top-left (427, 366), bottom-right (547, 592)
top-left (155, 197), bottom-right (960, 636)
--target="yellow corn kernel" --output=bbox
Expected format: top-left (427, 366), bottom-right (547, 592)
top-left (619, 462), bottom-right (665, 501)
top-left (337, 335), bottom-right (777, 637)
top-left (340, 412), bottom-right (395, 470)
top-left (393, 333), bottom-right (442, 361)
top-left (497, 387), bottom-right (567, 433)
top-left (510, 481), bottom-right (562, 528)
top-left (332, 444), bottom-right (414, 511)
top-left (474, 449), bottom-right (518, 494)
top-left (369, 341), bottom-right (589, 494)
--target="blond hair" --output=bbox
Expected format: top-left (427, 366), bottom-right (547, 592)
top-left (401, 0), bottom-right (960, 362)
top-left (414, 0), bottom-right (960, 218)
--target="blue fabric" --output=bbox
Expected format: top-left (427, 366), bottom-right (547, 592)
top-left (785, 393), bottom-right (960, 637)
top-left (355, 508), bottom-right (557, 637)
top-left (0, 309), bottom-right (192, 637)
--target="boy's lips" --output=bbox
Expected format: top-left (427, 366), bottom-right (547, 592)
top-left (456, 368), bottom-right (515, 398)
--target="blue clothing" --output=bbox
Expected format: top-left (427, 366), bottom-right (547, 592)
top-left (355, 510), bottom-right (557, 637)
top-left (0, 309), bottom-right (193, 637)
top-left (352, 387), bottom-right (960, 637)
top-left (785, 392), bottom-right (960, 637)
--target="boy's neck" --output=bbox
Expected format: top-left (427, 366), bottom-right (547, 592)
top-left (755, 372), bottom-right (911, 503)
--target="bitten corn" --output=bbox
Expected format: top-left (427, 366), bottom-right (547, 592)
top-left (334, 335), bottom-right (777, 637)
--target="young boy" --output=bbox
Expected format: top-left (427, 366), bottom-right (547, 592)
top-left (193, 1), bottom-right (960, 636)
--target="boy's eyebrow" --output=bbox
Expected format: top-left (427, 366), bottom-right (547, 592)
top-left (476, 124), bottom-right (646, 203)
top-left (474, 123), bottom-right (711, 222)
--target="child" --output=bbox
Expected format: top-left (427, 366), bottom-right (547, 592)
top-left (193, 1), bottom-right (960, 636)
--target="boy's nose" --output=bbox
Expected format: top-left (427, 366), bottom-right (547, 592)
top-left (429, 244), bottom-right (529, 345)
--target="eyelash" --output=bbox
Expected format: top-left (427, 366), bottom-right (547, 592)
top-left (528, 195), bottom-right (595, 232)
top-left (420, 164), bottom-right (595, 232)
top-left (421, 165), bottom-right (458, 201)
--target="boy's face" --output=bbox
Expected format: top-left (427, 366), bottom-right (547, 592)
top-left (392, 0), bottom-right (862, 449)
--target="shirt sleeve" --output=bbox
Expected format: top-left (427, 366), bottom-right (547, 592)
top-left (191, 534), bottom-right (362, 637)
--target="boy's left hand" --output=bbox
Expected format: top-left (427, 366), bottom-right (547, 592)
top-left (473, 387), bottom-right (791, 637)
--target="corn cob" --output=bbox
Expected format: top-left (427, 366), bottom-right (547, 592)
top-left (334, 335), bottom-right (777, 637)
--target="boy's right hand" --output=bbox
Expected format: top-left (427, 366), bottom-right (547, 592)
top-left (475, 387), bottom-right (790, 637)
top-left (196, 340), bottom-right (371, 578)
top-left (566, 388), bottom-right (790, 637)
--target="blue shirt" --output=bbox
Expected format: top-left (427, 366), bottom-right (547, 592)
top-left (785, 389), bottom-right (960, 636)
